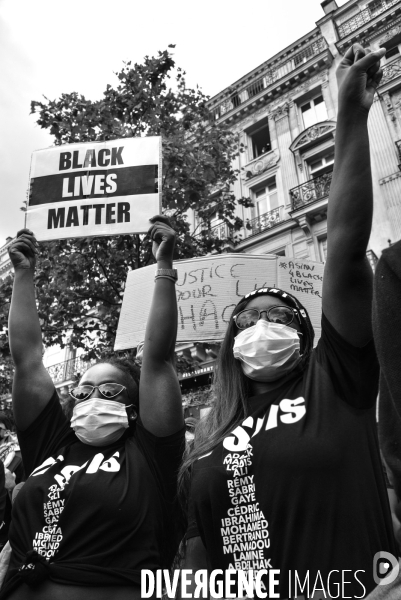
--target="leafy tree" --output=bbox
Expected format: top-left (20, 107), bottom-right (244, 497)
top-left (0, 47), bottom-right (251, 392)
top-left (0, 274), bottom-right (13, 395)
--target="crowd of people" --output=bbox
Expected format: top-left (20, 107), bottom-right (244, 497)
top-left (0, 42), bottom-right (400, 600)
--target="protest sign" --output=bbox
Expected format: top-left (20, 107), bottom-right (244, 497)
top-left (27, 137), bottom-right (161, 241)
top-left (114, 253), bottom-right (324, 350)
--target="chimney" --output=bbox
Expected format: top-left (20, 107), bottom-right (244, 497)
top-left (321, 0), bottom-right (338, 14)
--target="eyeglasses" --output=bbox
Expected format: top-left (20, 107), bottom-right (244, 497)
top-left (69, 383), bottom-right (127, 402)
top-left (233, 306), bottom-right (300, 330)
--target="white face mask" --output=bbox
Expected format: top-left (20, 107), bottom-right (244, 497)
top-left (71, 398), bottom-right (131, 446)
top-left (233, 319), bottom-right (302, 382)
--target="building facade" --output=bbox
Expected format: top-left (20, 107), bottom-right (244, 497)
top-left (178, 0), bottom-right (401, 399)
top-left (189, 0), bottom-right (401, 263)
top-left (0, 238), bottom-right (13, 280)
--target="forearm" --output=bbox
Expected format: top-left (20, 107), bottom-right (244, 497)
top-left (328, 110), bottom-right (372, 258)
top-left (142, 257), bottom-right (178, 364)
top-left (9, 269), bottom-right (43, 366)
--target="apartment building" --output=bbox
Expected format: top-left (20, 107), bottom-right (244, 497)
top-left (179, 0), bottom-right (401, 400)
top-left (0, 238), bottom-right (13, 280)
top-left (190, 0), bottom-right (401, 265)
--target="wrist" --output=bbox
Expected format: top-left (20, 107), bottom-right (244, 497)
top-left (337, 105), bottom-right (369, 125)
top-left (157, 258), bottom-right (173, 269)
top-left (14, 266), bottom-right (35, 278)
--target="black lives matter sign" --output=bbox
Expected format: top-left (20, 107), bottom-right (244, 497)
top-left (27, 137), bottom-right (161, 241)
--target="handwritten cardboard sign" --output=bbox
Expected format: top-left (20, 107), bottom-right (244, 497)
top-left (27, 137), bottom-right (161, 241)
top-left (114, 253), bottom-right (324, 350)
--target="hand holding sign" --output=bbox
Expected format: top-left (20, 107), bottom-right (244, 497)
top-left (148, 215), bottom-right (176, 265)
top-left (8, 229), bottom-right (39, 271)
top-left (27, 136), bottom-right (162, 241)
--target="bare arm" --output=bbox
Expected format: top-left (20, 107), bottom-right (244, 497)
top-left (139, 216), bottom-right (184, 436)
top-left (8, 230), bottom-right (54, 430)
top-left (322, 44), bottom-right (385, 346)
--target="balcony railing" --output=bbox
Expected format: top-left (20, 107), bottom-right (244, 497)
top-left (381, 56), bottom-right (401, 86)
top-left (337, 0), bottom-right (400, 39)
top-left (246, 207), bottom-right (282, 236)
top-left (290, 171), bottom-right (333, 211)
top-left (209, 37), bottom-right (327, 121)
top-left (210, 222), bottom-right (233, 240)
top-left (194, 221), bottom-right (233, 240)
top-left (46, 356), bottom-right (96, 385)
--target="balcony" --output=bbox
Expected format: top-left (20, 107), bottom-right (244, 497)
top-left (337, 0), bottom-right (400, 39)
top-left (194, 220), bottom-right (234, 241)
top-left (246, 207), bottom-right (283, 237)
top-left (209, 37), bottom-right (329, 122)
top-left (381, 57), bottom-right (401, 87)
top-left (209, 221), bottom-right (233, 240)
top-left (46, 356), bottom-right (96, 385)
top-left (290, 171), bottom-right (333, 211)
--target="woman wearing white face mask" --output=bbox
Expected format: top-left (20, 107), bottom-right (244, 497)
top-left (4, 216), bottom-right (185, 600)
top-left (181, 44), bottom-right (397, 600)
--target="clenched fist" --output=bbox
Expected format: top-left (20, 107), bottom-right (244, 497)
top-left (8, 229), bottom-right (39, 271)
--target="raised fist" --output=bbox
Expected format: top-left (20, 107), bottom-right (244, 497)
top-left (148, 215), bottom-right (176, 264)
top-left (336, 43), bottom-right (386, 115)
top-left (8, 229), bottom-right (38, 271)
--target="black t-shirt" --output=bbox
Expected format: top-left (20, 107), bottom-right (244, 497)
top-left (0, 461), bottom-right (8, 548)
top-left (187, 314), bottom-right (397, 599)
top-left (0, 391), bottom-right (185, 598)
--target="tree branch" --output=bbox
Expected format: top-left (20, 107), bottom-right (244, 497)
top-left (94, 245), bottom-right (123, 299)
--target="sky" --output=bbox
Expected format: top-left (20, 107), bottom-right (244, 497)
top-left (0, 0), bottom-right (348, 247)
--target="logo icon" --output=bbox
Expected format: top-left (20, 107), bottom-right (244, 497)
top-left (373, 551), bottom-right (400, 586)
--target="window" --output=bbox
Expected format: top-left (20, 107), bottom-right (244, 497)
top-left (367, 0), bottom-right (386, 15)
top-left (271, 248), bottom-right (286, 257)
top-left (300, 94), bottom-right (328, 128)
top-left (209, 213), bottom-right (227, 239)
top-left (308, 151), bottom-right (334, 178)
top-left (231, 92), bottom-right (241, 108)
top-left (254, 182), bottom-right (279, 216)
top-left (319, 237), bottom-right (327, 262)
top-left (248, 78), bottom-right (264, 98)
top-left (246, 118), bottom-right (272, 160)
top-left (386, 46), bottom-right (400, 60)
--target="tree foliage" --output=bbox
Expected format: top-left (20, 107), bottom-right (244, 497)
top-left (0, 47), bottom-right (251, 392)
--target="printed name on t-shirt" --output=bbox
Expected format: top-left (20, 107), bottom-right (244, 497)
top-left (30, 451), bottom-right (121, 560)
top-left (213, 397), bottom-right (306, 593)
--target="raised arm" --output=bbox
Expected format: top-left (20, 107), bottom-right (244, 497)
top-left (8, 230), bottom-right (54, 430)
top-left (139, 216), bottom-right (184, 436)
top-left (322, 44), bottom-right (385, 346)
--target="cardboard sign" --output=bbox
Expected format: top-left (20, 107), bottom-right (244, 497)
top-left (114, 253), bottom-right (324, 350)
top-left (27, 137), bottom-right (162, 241)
